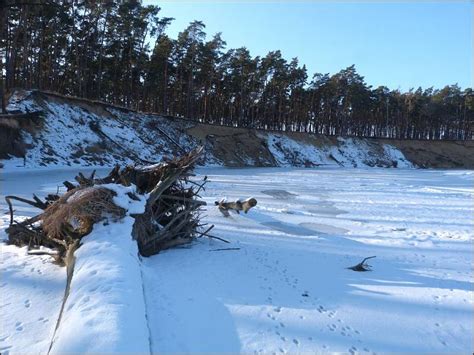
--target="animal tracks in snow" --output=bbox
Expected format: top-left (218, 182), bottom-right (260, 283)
top-left (0, 244), bottom-right (66, 354)
top-left (15, 322), bottom-right (24, 331)
top-left (250, 244), bottom-right (370, 353)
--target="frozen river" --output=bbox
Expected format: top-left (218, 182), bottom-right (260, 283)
top-left (1, 167), bottom-right (473, 353)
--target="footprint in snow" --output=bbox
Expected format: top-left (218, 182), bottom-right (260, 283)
top-left (267, 313), bottom-right (276, 320)
top-left (349, 346), bottom-right (358, 354)
top-left (15, 322), bottom-right (23, 331)
top-left (24, 299), bottom-right (31, 308)
top-left (101, 285), bottom-right (112, 293)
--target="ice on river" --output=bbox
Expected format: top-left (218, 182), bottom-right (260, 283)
top-left (1, 167), bottom-right (473, 353)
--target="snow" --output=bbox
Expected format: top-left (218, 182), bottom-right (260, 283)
top-left (0, 170), bottom-right (146, 353)
top-left (263, 133), bottom-right (414, 168)
top-left (143, 167), bottom-right (473, 353)
top-left (383, 143), bottom-right (413, 168)
top-left (0, 245), bottom-right (65, 354)
top-left (1, 167), bottom-right (473, 353)
top-left (2, 92), bottom-right (203, 170)
top-left (264, 133), bottom-right (331, 167)
top-left (101, 183), bottom-right (148, 214)
top-left (49, 206), bottom-right (149, 353)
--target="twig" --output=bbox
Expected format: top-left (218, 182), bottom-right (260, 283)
top-left (5, 195), bottom-right (48, 225)
top-left (196, 224), bottom-right (214, 237)
top-left (201, 233), bottom-right (230, 244)
top-left (209, 247), bottom-right (240, 252)
top-left (348, 256), bottom-right (376, 272)
top-left (28, 250), bottom-right (59, 256)
top-left (63, 181), bottom-right (76, 191)
top-left (161, 194), bottom-right (207, 205)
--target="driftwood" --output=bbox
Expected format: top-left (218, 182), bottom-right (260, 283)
top-left (348, 256), bottom-right (376, 272)
top-left (5, 147), bottom-right (217, 263)
top-left (215, 197), bottom-right (257, 217)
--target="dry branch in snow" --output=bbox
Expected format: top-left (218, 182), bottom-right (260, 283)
top-left (348, 256), bottom-right (376, 272)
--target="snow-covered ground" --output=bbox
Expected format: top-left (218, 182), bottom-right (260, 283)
top-left (1, 167), bottom-right (473, 353)
top-left (263, 133), bottom-right (413, 168)
top-left (3, 91), bottom-right (203, 170)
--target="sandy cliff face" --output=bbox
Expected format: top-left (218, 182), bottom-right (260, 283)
top-left (1, 90), bottom-right (472, 169)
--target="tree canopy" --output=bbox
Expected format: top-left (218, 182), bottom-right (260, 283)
top-left (1, 0), bottom-right (472, 140)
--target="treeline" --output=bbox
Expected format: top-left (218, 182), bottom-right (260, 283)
top-left (1, 1), bottom-right (473, 140)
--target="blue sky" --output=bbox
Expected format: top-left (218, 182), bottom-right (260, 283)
top-left (144, 1), bottom-right (472, 91)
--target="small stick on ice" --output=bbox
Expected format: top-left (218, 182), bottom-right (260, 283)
top-left (209, 247), bottom-right (241, 252)
top-left (348, 256), bottom-right (376, 272)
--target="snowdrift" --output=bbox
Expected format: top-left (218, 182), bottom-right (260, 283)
top-left (49, 210), bottom-right (150, 353)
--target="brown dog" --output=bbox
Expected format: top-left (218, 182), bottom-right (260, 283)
top-left (215, 197), bottom-right (257, 217)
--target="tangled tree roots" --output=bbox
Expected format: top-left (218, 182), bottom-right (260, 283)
top-left (6, 147), bottom-right (213, 263)
top-left (42, 187), bottom-right (126, 240)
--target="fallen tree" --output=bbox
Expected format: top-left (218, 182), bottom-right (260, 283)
top-left (5, 147), bottom-right (214, 263)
